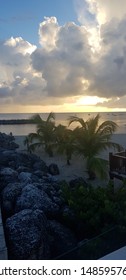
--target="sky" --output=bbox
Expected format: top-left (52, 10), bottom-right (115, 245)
top-left (1, 0), bottom-right (126, 113)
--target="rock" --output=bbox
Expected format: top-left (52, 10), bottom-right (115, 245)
top-left (33, 160), bottom-right (48, 173)
top-left (0, 151), bottom-right (19, 168)
top-left (15, 184), bottom-right (60, 218)
top-left (18, 171), bottom-right (41, 184)
top-left (2, 150), bottom-right (15, 156)
top-left (5, 209), bottom-right (50, 259)
top-left (0, 168), bottom-right (18, 191)
top-left (33, 170), bottom-right (44, 178)
top-left (2, 183), bottom-right (23, 219)
top-left (48, 220), bottom-right (77, 258)
top-left (48, 163), bottom-right (60, 176)
top-left (0, 168), bottom-right (18, 177)
top-left (18, 172), bottom-right (32, 183)
top-left (17, 166), bottom-right (31, 173)
top-left (0, 132), bottom-right (19, 150)
top-left (69, 177), bottom-right (88, 189)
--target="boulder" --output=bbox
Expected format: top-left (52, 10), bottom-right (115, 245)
top-left (69, 177), bottom-right (88, 189)
top-left (2, 183), bottom-right (23, 219)
top-left (33, 160), bottom-right (48, 173)
top-left (18, 172), bottom-right (32, 183)
top-left (33, 170), bottom-right (44, 178)
top-left (0, 168), bottom-right (18, 177)
top-left (0, 168), bottom-right (18, 191)
top-left (48, 163), bottom-right (60, 176)
top-left (15, 184), bottom-right (60, 218)
top-left (17, 166), bottom-right (31, 173)
top-left (0, 132), bottom-right (19, 150)
top-left (0, 151), bottom-right (19, 168)
top-left (5, 209), bottom-right (50, 259)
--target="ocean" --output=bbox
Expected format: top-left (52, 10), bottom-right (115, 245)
top-left (0, 112), bottom-right (126, 135)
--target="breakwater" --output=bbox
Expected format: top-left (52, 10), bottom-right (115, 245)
top-left (0, 119), bottom-right (35, 125)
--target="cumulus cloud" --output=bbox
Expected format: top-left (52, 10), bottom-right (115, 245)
top-left (75, 0), bottom-right (126, 25)
top-left (38, 17), bottom-right (59, 51)
top-left (88, 17), bottom-right (126, 98)
top-left (0, 37), bottom-right (46, 105)
top-left (1, 6), bottom-right (126, 111)
top-left (32, 19), bottom-right (92, 98)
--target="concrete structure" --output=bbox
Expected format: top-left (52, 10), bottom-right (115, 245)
top-left (100, 246), bottom-right (126, 260)
top-left (0, 205), bottom-right (7, 259)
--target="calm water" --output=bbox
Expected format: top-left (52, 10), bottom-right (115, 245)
top-left (0, 112), bottom-right (126, 135)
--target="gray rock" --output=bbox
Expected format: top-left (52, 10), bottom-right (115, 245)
top-left (18, 172), bottom-right (32, 183)
top-left (0, 168), bottom-right (18, 190)
top-left (48, 163), bottom-right (60, 176)
top-left (33, 170), bottom-right (44, 178)
top-left (17, 166), bottom-right (31, 173)
top-left (2, 183), bottom-right (23, 218)
top-left (2, 150), bottom-right (15, 156)
top-left (0, 168), bottom-right (18, 177)
top-left (5, 209), bottom-right (50, 259)
top-left (2, 182), bottom-right (23, 201)
top-left (33, 160), bottom-right (48, 173)
top-left (15, 184), bottom-right (59, 218)
top-left (0, 132), bottom-right (19, 150)
top-left (0, 151), bottom-right (19, 168)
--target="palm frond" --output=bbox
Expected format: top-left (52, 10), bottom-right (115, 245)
top-left (28, 142), bottom-right (43, 152)
top-left (30, 114), bottom-right (43, 124)
top-left (87, 157), bottom-right (108, 179)
top-left (86, 114), bottom-right (100, 133)
top-left (46, 112), bottom-right (55, 123)
top-left (97, 121), bottom-right (118, 135)
top-left (68, 116), bottom-right (87, 129)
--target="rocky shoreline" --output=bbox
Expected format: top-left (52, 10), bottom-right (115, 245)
top-left (0, 132), bottom-right (88, 259)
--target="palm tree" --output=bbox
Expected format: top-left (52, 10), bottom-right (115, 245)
top-left (25, 112), bottom-right (55, 157)
top-left (55, 124), bottom-right (75, 165)
top-left (68, 113), bottom-right (122, 179)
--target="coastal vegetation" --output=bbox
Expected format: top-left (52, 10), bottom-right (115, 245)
top-left (61, 180), bottom-right (126, 239)
top-left (68, 114), bottom-right (122, 179)
top-left (0, 131), bottom-right (126, 259)
top-left (54, 124), bottom-right (76, 165)
top-left (24, 112), bottom-right (55, 157)
top-left (24, 112), bottom-right (122, 179)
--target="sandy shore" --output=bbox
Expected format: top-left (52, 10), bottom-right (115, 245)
top-left (14, 134), bottom-right (126, 184)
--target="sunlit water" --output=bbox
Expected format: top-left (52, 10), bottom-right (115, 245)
top-left (0, 112), bottom-right (126, 135)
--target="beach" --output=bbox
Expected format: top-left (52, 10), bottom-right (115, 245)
top-left (14, 134), bottom-right (126, 184)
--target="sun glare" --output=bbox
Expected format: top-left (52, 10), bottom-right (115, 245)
top-left (76, 96), bottom-right (108, 106)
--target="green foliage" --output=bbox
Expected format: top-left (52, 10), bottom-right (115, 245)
top-left (26, 112), bottom-right (56, 157)
top-left (61, 181), bottom-right (126, 238)
top-left (25, 111), bottom-right (123, 179)
top-left (68, 113), bottom-right (123, 179)
top-left (55, 124), bottom-right (75, 164)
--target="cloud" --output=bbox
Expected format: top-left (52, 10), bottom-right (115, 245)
top-left (75, 0), bottom-right (126, 25)
top-left (74, 0), bottom-right (97, 26)
top-left (88, 17), bottom-right (126, 98)
top-left (1, 10), bottom-right (126, 111)
top-left (32, 19), bottom-right (92, 98)
top-left (38, 17), bottom-right (60, 51)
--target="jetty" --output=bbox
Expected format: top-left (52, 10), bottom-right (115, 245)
top-left (0, 119), bottom-right (35, 125)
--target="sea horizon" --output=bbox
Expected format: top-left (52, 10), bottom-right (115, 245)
top-left (0, 111), bottom-right (126, 135)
